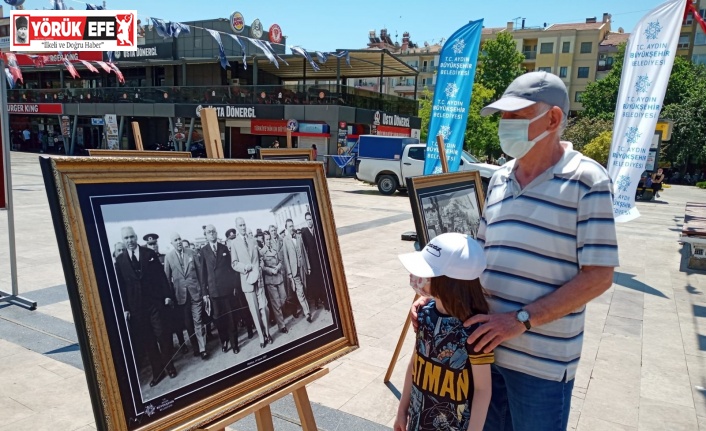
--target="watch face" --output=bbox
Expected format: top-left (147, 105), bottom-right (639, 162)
top-left (518, 310), bottom-right (529, 322)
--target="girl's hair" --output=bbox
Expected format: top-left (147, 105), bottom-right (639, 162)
top-left (429, 276), bottom-right (489, 321)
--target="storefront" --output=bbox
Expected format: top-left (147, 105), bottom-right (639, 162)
top-left (7, 103), bottom-right (64, 152)
top-left (355, 109), bottom-right (421, 139)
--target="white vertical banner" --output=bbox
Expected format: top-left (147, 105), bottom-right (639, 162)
top-left (608, 0), bottom-right (685, 222)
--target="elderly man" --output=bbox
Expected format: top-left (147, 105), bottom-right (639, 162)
top-left (200, 224), bottom-right (241, 354)
top-left (231, 217), bottom-right (271, 348)
top-left (114, 227), bottom-right (177, 387)
top-left (113, 242), bottom-right (126, 260)
top-left (261, 230), bottom-right (288, 334)
top-left (282, 218), bottom-right (312, 323)
top-left (164, 232), bottom-right (208, 360)
top-left (300, 212), bottom-right (328, 311)
top-left (413, 72), bottom-right (618, 431)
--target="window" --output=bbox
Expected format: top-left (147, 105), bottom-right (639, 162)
top-left (577, 67), bottom-right (590, 78)
top-left (575, 91), bottom-right (584, 102)
top-left (693, 54), bottom-right (706, 66)
top-left (696, 30), bottom-right (706, 46)
top-left (559, 66), bottom-right (568, 78)
top-left (538, 67), bottom-right (552, 73)
top-left (562, 41), bottom-right (571, 53)
top-left (408, 147), bottom-right (425, 161)
top-left (580, 42), bottom-right (592, 54)
top-left (678, 34), bottom-right (690, 49)
top-left (684, 12), bottom-right (694, 25)
top-left (540, 42), bottom-right (554, 54)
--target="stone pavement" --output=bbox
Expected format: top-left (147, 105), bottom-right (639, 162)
top-left (0, 151), bottom-right (705, 430)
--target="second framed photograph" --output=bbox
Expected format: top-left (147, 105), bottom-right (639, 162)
top-left (258, 148), bottom-right (315, 161)
top-left (40, 157), bottom-right (357, 430)
top-left (406, 171), bottom-right (485, 247)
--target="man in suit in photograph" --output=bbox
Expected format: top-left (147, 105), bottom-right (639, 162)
top-left (114, 226), bottom-right (177, 387)
top-left (282, 218), bottom-right (312, 323)
top-left (231, 217), bottom-right (271, 348)
top-left (261, 231), bottom-right (288, 334)
top-left (300, 212), bottom-right (328, 311)
top-left (200, 224), bottom-right (242, 354)
top-left (164, 232), bottom-right (208, 360)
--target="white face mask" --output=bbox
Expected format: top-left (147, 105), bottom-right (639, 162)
top-left (498, 109), bottom-right (551, 159)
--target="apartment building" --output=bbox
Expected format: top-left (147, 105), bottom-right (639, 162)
top-left (481, 13), bottom-right (612, 114)
top-left (691, 0), bottom-right (706, 65)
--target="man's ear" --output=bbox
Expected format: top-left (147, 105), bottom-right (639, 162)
top-left (547, 106), bottom-right (563, 132)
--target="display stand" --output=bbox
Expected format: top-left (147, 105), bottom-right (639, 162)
top-left (131, 121), bottom-right (144, 151)
top-left (198, 368), bottom-right (328, 431)
top-left (200, 108), bottom-right (224, 159)
top-left (286, 129), bottom-right (293, 149)
top-left (384, 135), bottom-right (448, 382)
top-left (0, 58), bottom-right (36, 310)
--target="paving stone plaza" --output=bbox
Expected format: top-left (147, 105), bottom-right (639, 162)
top-left (0, 152), bottom-right (705, 430)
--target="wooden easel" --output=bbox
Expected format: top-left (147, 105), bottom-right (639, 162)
top-left (131, 121), bottom-right (144, 151)
top-left (384, 135), bottom-right (449, 383)
top-left (198, 368), bottom-right (328, 431)
top-left (200, 108), bottom-right (225, 159)
top-left (286, 129), bottom-right (293, 148)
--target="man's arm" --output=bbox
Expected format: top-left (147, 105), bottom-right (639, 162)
top-left (466, 265), bottom-right (614, 353)
top-left (231, 243), bottom-right (248, 274)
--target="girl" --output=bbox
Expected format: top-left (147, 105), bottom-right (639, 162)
top-left (394, 233), bottom-right (493, 431)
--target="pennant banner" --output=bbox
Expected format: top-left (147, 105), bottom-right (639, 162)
top-left (28, 55), bottom-right (45, 68)
top-left (265, 41), bottom-right (289, 66)
top-left (423, 19), bottom-right (483, 175)
top-left (108, 62), bottom-right (125, 83)
top-left (64, 57), bottom-right (80, 79)
top-left (316, 51), bottom-right (329, 64)
top-left (151, 18), bottom-right (190, 39)
top-left (85, 3), bottom-right (104, 9)
top-left (252, 38), bottom-right (279, 68)
top-left (290, 46), bottom-right (320, 71)
top-left (78, 59), bottom-right (99, 73)
top-left (5, 68), bottom-right (16, 89)
top-left (5, 53), bottom-right (23, 84)
top-left (94, 60), bottom-right (112, 73)
top-left (332, 50), bottom-right (351, 67)
top-left (607, 0), bottom-right (684, 222)
top-left (205, 29), bottom-right (228, 70)
top-left (226, 34), bottom-right (248, 70)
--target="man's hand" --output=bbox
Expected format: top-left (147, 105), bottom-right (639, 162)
top-left (165, 298), bottom-right (173, 307)
top-left (464, 312), bottom-right (526, 353)
top-left (244, 264), bottom-right (253, 272)
top-left (124, 310), bottom-right (130, 321)
top-left (410, 296), bottom-right (431, 332)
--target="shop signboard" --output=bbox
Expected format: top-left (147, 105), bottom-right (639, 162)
top-left (337, 121), bottom-right (347, 152)
top-left (102, 42), bottom-right (173, 61)
top-left (7, 103), bottom-right (63, 115)
top-left (60, 116), bottom-right (72, 137)
top-left (251, 119), bottom-right (288, 135)
top-left (297, 123), bottom-right (329, 134)
top-left (0, 36), bottom-right (9, 49)
top-left (174, 104), bottom-right (284, 120)
top-left (104, 114), bottom-right (119, 149)
top-left (91, 117), bottom-right (105, 126)
top-left (15, 51), bottom-right (103, 66)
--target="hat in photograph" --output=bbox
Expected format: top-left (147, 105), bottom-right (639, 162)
top-left (398, 233), bottom-right (486, 281)
top-left (143, 233), bottom-right (159, 244)
top-left (225, 228), bottom-right (237, 240)
top-left (480, 71), bottom-right (569, 118)
top-left (15, 16), bottom-right (28, 29)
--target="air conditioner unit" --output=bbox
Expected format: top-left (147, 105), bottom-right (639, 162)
top-left (230, 79), bottom-right (240, 85)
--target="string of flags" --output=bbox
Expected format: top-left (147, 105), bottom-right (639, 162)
top-left (2, 51), bottom-right (126, 87)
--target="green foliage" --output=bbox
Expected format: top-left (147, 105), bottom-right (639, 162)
top-left (661, 69), bottom-right (706, 168)
top-left (465, 83), bottom-right (499, 157)
top-left (582, 131), bottom-right (612, 166)
top-left (579, 44), bottom-right (625, 120)
top-left (697, 182), bottom-right (706, 189)
top-left (418, 88), bottom-right (433, 142)
top-left (561, 116), bottom-right (614, 152)
top-left (477, 32), bottom-right (525, 102)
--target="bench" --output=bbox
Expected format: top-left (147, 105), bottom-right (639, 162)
top-left (679, 202), bottom-right (706, 270)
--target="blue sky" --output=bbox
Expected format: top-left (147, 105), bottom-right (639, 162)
top-left (26, 0), bottom-right (672, 51)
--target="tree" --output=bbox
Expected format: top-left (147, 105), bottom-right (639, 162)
top-left (417, 88), bottom-right (433, 142)
top-left (661, 69), bottom-right (706, 170)
top-left (561, 116), bottom-right (614, 152)
top-left (477, 31), bottom-right (525, 102)
top-left (582, 131), bottom-right (612, 166)
top-left (465, 82), bottom-right (499, 157)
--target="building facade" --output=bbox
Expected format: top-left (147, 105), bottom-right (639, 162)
top-left (691, 0), bottom-right (706, 65)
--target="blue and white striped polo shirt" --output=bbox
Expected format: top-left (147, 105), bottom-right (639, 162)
top-left (477, 147), bottom-right (619, 382)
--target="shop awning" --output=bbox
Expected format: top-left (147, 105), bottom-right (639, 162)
top-left (251, 49), bottom-right (418, 80)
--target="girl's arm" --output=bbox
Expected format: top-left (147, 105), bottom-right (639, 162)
top-left (394, 353), bottom-right (416, 431)
top-left (467, 364), bottom-right (492, 431)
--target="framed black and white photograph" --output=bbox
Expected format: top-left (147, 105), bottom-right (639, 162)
top-left (258, 148), bottom-right (315, 161)
top-left (406, 171), bottom-right (485, 247)
top-left (40, 157), bottom-right (357, 431)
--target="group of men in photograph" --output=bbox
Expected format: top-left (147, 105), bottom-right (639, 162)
top-left (112, 213), bottom-right (329, 388)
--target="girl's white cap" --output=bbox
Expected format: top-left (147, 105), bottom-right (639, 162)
top-left (398, 233), bottom-right (486, 281)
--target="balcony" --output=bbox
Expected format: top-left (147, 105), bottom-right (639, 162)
top-left (8, 84), bottom-right (420, 116)
top-left (420, 66), bottom-right (436, 73)
top-left (523, 51), bottom-right (537, 61)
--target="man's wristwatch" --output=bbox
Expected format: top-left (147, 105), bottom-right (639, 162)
top-left (516, 309), bottom-right (531, 330)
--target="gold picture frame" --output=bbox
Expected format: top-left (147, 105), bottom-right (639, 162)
top-left (406, 171), bottom-right (486, 247)
top-left (258, 148), bottom-right (315, 161)
top-left (88, 149), bottom-right (193, 158)
top-left (40, 157), bottom-right (357, 431)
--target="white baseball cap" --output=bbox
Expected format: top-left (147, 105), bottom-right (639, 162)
top-left (398, 233), bottom-right (486, 281)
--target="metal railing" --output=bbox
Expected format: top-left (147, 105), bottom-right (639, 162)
top-left (8, 84), bottom-right (419, 116)
top-left (523, 51), bottom-right (537, 60)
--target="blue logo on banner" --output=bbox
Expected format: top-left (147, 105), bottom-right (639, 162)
top-left (423, 19), bottom-right (483, 175)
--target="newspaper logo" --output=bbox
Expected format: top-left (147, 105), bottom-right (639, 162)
top-left (10, 10), bottom-right (137, 52)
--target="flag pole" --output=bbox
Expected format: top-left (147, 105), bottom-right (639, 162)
top-left (0, 58), bottom-right (37, 310)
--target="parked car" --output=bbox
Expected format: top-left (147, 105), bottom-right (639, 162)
top-left (354, 135), bottom-right (499, 195)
